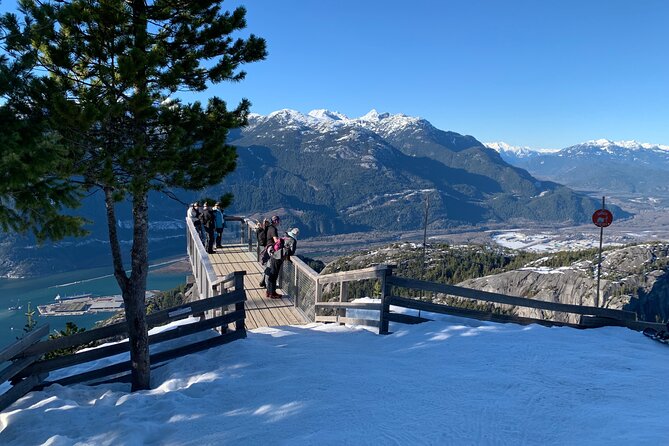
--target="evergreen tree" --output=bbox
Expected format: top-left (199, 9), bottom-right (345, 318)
top-left (44, 322), bottom-right (88, 360)
top-left (23, 302), bottom-right (36, 333)
top-left (0, 0), bottom-right (266, 390)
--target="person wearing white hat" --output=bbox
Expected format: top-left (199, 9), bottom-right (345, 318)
top-left (284, 228), bottom-right (299, 260)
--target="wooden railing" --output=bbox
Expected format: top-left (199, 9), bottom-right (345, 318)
top-left (200, 216), bottom-right (664, 336)
top-left (0, 271), bottom-right (246, 412)
top-left (0, 324), bottom-right (50, 411)
top-left (378, 270), bottom-right (663, 335)
top-left (186, 217), bottom-right (219, 300)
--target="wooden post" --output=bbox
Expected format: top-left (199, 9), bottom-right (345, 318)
top-left (379, 266), bottom-right (392, 335)
top-left (315, 278), bottom-right (322, 322)
top-left (233, 271), bottom-right (246, 334)
top-left (293, 262), bottom-right (299, 308)
top-left (338, 281), bottom-right (349, 325)
top-left (215, 281), bottom-right (226, 334)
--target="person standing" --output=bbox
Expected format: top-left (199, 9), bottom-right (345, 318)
top-left (200, 203), bottom-right (216, 254)
top-left (283, 227), bottom-right (299, 260)
top-left (256, 218), bottom-right (270, 249)
top-left (266, 215), bottom-right (280, 246)
top-left (266, 227), bottom-right (299, 299)
top-left (213, 202), bottom-right (225, 248)
top-left (261, 215), bottom-right (280, 291)
top-left (187, 203), bottom-right (202, 240)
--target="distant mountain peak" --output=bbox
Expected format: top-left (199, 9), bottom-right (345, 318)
top-left (308, 109), bottom-right (348, 121)
top-left (266, 108), bottom-right (309, 122)
top-left (249, 108), bottom-right (436, 137)
top-left (577, 139), bottom-right (669, 152)
top-left (485, 141), bottom-right (559, 156)
top-left (359, 109), bottom-right (382, 121)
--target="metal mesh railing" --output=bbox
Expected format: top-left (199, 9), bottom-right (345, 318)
top-left (280, 259), bottom-right (317, 321)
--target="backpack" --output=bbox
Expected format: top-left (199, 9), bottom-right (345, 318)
top-left (256, 225), bottom-right (268, 246)
top-left (284, 236), bottom-right (297, 258)
top-left (260, 246), bottom-right (271, 265)
top-left (271, 237), bottom-right (285, 259)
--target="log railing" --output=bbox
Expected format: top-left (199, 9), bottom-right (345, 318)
top-left (378, 270), bottom-right (654, 334)
top-left (209, 216), bottom-right (662, 336)
top-left (186, 217), bottom-right (219, 300)
top-left (0, 324), bottom-right (50, 411)
top-left (0, 271), bottom-right (246, 412)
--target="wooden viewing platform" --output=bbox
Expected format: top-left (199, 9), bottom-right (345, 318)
top-left (206, 243), bottom-right (307, 329)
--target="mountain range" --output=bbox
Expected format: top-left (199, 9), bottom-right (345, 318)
top-left (213, 109), bottom-right (620, 233)
top-left (487, 139), bottom-right (669, 196)
top-left (0, 110), bottom-right (628, 277)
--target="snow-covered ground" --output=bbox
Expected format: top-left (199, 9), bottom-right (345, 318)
top-left (491, 230), bottom-right (623, 252)
top-left (1, 312), bottom-right (668, 445)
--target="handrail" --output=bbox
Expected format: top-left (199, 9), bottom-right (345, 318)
top-left (290, 256), bottom-right (320, 281)
top-left (317, 264), bottom-right (390, 285)
top-left (211, 271), bottom-right (244, 288)
top-left (0, 325), bottom-right (50, 411)
top-left (0, 325), bottom-right (50, 362)
top-left (387, 276), bottom-right (637, 321)
top-left (18, 289), bottom-right (246, 358)
top-left (186, 217), bottom-right (219, 299)
top-left (5, 288), bottom-right (247, 395)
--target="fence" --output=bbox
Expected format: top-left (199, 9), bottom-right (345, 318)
top-left (237, 219), bottom-right (386, 324)
top-left (379, 270), bottom-right (667, 334)
top-left (0, 271), bottom-right (247, 412)
top-left (198, 216), bottom-right (669, 339)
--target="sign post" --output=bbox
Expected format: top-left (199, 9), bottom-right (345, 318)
top-left (592, 197), bottom-right (613, 307)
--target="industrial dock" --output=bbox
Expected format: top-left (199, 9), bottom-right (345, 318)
top-left (37, 293), bottom-right (124, 316)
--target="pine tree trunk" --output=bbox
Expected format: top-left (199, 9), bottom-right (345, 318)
top-left (124, 0), bottom-right (151, 392)
top-left (125, 191), bottom-right (151, 391)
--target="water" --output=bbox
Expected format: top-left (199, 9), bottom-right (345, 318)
top-left (0, 257), bottom-right (190, 349)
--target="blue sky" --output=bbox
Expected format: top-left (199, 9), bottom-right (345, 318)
top-left (2, 0), bottom-right (668, 148)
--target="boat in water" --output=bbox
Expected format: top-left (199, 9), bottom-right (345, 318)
top-left (54, 292), bottom-right (93, 302)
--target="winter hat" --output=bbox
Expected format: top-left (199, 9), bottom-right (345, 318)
top-left (287, 227), bottom-right (299, 239)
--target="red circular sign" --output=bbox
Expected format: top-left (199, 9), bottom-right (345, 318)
top-left (592, 209), bottom-right (613, 227)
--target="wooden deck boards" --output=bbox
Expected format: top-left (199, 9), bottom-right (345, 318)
top-left (208, 243), bottom-right (307, 330)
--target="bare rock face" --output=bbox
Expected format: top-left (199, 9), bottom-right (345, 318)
top-left (457, 243), bottom-right (669, 323)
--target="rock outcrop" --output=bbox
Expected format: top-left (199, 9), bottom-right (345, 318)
top-left (457, 243), bottom-right (669, 323)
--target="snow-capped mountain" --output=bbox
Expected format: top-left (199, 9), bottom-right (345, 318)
top-left (219, 109), bottom-right (627, 235)
top-left (485, 141), bottom-right (536, 157)
top-left (489, 139), bottom-right (669, 195)
top-left (247, 108), bottom-right (440, 141)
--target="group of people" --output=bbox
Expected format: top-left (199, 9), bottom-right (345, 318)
top-left (187, 202), bottom-right (226, 254)
top-left (256, 215), bottom-right (299, 299)
top-left (188, 204), bottom-right (300, 300)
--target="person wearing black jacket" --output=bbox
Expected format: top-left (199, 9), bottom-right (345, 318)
top-left (260, 215), bottom-right (280, 290)
top-left (266, 215), bottom-right (280, 246)
top-left (200, 203), bottom-right (216, 254)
